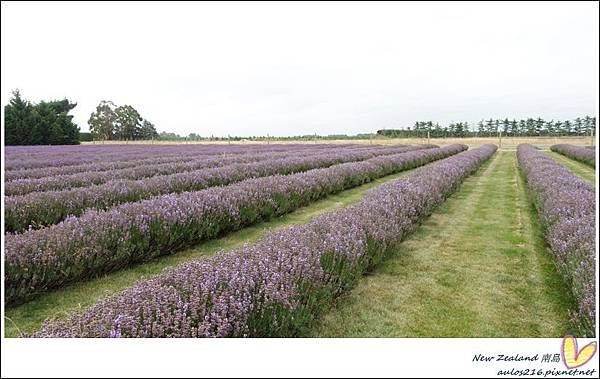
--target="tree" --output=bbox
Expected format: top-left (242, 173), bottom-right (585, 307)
top-left (140, 120), bottom-right (159, 140)
top-left (546, 120), bottom-right (555, 136)
top-left (563, 120), bottom-right (572, 135)
top-left (554, 121), bottom-right (564, 136)
top-left (88, 101), bottom-right (158, 141)
top-left (510, 119), bottom-right (518, 136)
top-left (88, 101), bottom-right (117, 140)
top-left (583, 116), bottom-right (592, 134)
top-left (502, 118), bottom-right (510, 136)
top-left (485, 119), bottom-right (495, 137)
top-left (477, 120), bottom-right (485, 136)
top-left (518, 119), bottom-right (527, 135)
top-left (4, 90), bottom-right (33, 145)
top-left (454, 122), bottom-right (465, 137)
top-left (535, 117), bottom-right (545, 136)
top-left (114, 105), bottom-right (143, 140)
top-left (573, 117), bottom-right (583, 135)
top-left (4, 90), bottom-right (79, 145)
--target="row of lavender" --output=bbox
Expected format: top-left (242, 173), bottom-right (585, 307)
top-left (6, 144), bottom-right (375, 181)
top-left (34, 145), bottom-right (496, 337)
top-left (5, 145), bottom-right (421, 196)
top-left (550, 144), bottom-right (596, 167)
top-left (517, 145), bottom-right (595, 336)
top-left (4, 147), bottom-right (390, 196)
top-left (5, 145), bottom-right (433, 233)
top-left (6, 145), bottom-right (465, 305)
top-left (5, 143), bottom-right (362, 171)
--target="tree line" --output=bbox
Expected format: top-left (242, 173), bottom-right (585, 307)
top-left (4, 90), bottom-right (80, 145)
top-left (4, 91), bottom-right (160, 145)
top-left (377, 117), bottom-right (596, 138)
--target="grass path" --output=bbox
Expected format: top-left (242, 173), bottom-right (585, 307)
top-left (5, 167), bottom-right (421, 337)
top-left (546, 151), bottom-right (595, 185)
top-left (309, 151), bottom-right (575, 337)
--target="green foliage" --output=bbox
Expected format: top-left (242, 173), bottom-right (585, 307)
top-left (376, 116), bottom-right (596, 138)
top-left (4, 90), bottom-right (80, 145)
top-left (79, 132), bottom-right (94, 142)
top-left (88, 101), bottom-right (157, 141)
top-left (88, 101), bottom-right (117, 140)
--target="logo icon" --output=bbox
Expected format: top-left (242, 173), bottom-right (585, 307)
top-left (561, 335), bottom-right (597, 369)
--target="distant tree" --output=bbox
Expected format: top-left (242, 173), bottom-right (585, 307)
top-left (554, 121), bottom-right (564, 136)
top-left (563, 120), bottom-right (572, 136)
top-left (140, 119), bottom-right (159, 140)
top-left (4, 90), bottom-right (33, 145)
top-left (573, 117), bottom-right (583, 135)
top-left (158, 131), bottom-right (183, 140)
top-left (433, 122), bottom-right (442, 138)
top-left (453, 122), bottom-right (462, 137)
top-left (79, 132), bottom-right (94, 142)
top-left (500, 118), bottom-right (509, 136)
top-left (535, 117), bottom-right (545, 136)
top-left (485, 119), bottom-right (495, 137)
top-left (546, 120), bottom-right (555, 136)
top-left (510, 119), bottom-right (518, 136)
top-left (477, 120), bottom-right (485, 136)
top-left (89, 101), bottom-right (158, 141)
top-left (4, 90), bottom-right (79, 145)
top-left (583, 116), bottom-right (592, 134)
top-left (114, 105), bottom-right (143, 140)
top-left (88, 101), bottom-right (117, 140)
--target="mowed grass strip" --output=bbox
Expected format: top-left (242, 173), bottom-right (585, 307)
top-left (309, 151), bottom-right (575, 337)
top-left (5, 168), bottom-right (419, 337)
top-left (546, 150), bottom-right (596, 185)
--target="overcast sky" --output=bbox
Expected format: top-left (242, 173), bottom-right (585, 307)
top-left (1, 2), bottom-right (598, 137)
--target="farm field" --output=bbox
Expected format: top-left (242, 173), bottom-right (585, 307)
top-left (2, 142), bottom-right (596, 338)
top-left (309, 151), bottom-right (575, 337)
top-left (4, 162), bottom-right (419, 337)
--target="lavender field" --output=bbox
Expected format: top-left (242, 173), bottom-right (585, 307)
top-left (3, 142), bottom-right (596, 337)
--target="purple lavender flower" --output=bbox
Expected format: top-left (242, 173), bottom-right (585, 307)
top-left (550, 144), bottom-right (596, 167)
top-left (518, 144), bottom-right (595, 336)
top-left (33, 144), bottom-right (496, 337)
top-left (5, 145), bottom-right (465, 305)
top-left (4, 144), bottom-right (436, 232)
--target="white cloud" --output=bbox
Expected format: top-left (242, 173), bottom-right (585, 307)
top-left (1, 2), bottom-right (597, 136)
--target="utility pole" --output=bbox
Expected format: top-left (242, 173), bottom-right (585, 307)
top-left (498, 130), bottom-right (502, 148)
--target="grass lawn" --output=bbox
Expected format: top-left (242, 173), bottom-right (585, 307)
top-left (545, 150), bottom-right (595, 185)
top-left (4, 167), bottom-right (418, 337)
top-left (309, 151), bottom-right (575, 337)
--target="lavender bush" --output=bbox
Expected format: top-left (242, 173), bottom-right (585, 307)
top-left (5, 144), bottom-right (369, 181)
top-left (5, 145), bottom-right (464, 305)
top-left (33, 145), bottom-right (496, 337)
top-left (6, 145), bottom-right (406, 196)
top-left (518, 144), bottom-right (596, 336)
top-left (5, 145), bottom-right (434, 233)
top-left (550, 144), bottom-right (596, 167)
top-left (5, 143), bottom-right (359, 171)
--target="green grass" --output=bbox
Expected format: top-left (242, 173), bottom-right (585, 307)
top-left (4, 168), bottom-right (416, 338)
top-left (309, 151), bottom-right (575, 337)
top-left (546, 151), bottom-right (596, 185)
